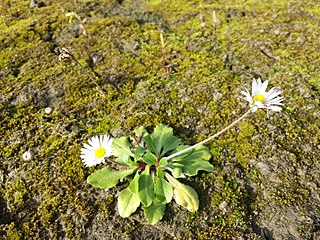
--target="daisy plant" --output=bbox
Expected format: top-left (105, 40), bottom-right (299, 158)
top-left (81, 78), bottom-right (283, 224)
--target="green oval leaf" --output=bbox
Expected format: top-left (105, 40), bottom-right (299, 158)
top-left (171, 145), bottom-right (214, 176)
top-left (138, 166), bottom-right (155, 207)
top-left (181, 159), bottom-right (214, 176)
top-left (154, 174), bottom-right (173, 204)
top-left (150, 124), bottom-right (181, 157)
top-left (172, 145), bottom-right (211, 162)
top-left (112, 137), bottom-right (135, 165)
top-left (159, 157), bottom-right (168, 166)
top-left (141, 151), bottom-right (157, 165)
top-left (118, 187), bottom-right (140, 218)
top-left (142, 202), bottom-right (166, 225)
top-left (134, 126), bottom-right (147, 137)
top-left (87, 167), bottom-right (137, 189)
top-left (165, 173), bottom-right (199, 212)
top-left (143, 134), bottom-right (158, 156)
top-left (133, 147), bottom-right (146, 162)
top-left (128, 171), bottom-right (140, 193)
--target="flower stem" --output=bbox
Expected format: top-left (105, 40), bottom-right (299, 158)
top-left (59, 47), bottom-right (140, 145)
top-left (166, 109), bottom-right (252, 160)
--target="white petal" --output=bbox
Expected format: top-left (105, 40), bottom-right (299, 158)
top-left (81, 151), bottom-right (94, 157)
top-left (241, 92), bottom-right (252, 103)
top-left (103, 135), bottom-right (111, 146)
top-left (252, 78), bottom-right (258, 96)
top-left (251, 106), bottom-right (258, 112)
top-left (105, 140), bottom-right (113, 156)
top-left (256, 78), bottom-right (263, 90)
top-left (88, 136), bottom-right (98, 148)
top-left (240, 90), bottom-right (248, 96)
top-left (260, 80), bottom-right (268, 93)
top-left (255, 101), bottom-right (265, 108)
top-left (82, 143), bottom-right (95, 151)
top-left (265, 88), bottom-right (282, 101)
top-left (100, 135), bottom-right (107, 145)
top-left (267, 105), bottom-right (282, 112)
top-left (266, 97), bottom-right (284, 105)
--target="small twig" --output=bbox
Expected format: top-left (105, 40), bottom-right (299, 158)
top-left (82, 36), bottom-right (122, 93)
top-left (260, 46), bottom-right (280, 61)
top-left (160, 33), bottom-right (167, 79)
top-left (90, 68), bottom-right (122, 94)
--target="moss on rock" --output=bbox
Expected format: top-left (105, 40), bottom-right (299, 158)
top-left (1, 0), bottom-right (319, 239)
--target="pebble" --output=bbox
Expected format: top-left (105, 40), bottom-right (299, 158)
top-left (45, 107), bottom-right (53, 114)
top-left (219, 201), bottom-right (229, 213)
top-left (23, 150), bottom-right (33, 160)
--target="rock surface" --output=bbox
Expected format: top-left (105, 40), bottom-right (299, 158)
top-left (0, 0), bottom-right (319, 239)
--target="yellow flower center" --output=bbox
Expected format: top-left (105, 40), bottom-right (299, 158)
top-left (253, 94), bottom-right (265, 103)
top-left (95, 147), bottom-right (106, 158)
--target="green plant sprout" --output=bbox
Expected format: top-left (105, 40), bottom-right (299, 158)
top-left (80, 78), bottom-right (284, 224)
top-left (160, 33), bottom-right (168, 79)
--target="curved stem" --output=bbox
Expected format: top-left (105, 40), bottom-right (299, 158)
top-left (72, 57), bottom-right (139, 145)
top-left (166, 109), bottom-right (252, 160)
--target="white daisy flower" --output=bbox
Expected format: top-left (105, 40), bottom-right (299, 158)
top-left (80, 135), bottom-right (113, 167)
top-left (241, 78), bottom-right (284, 113)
